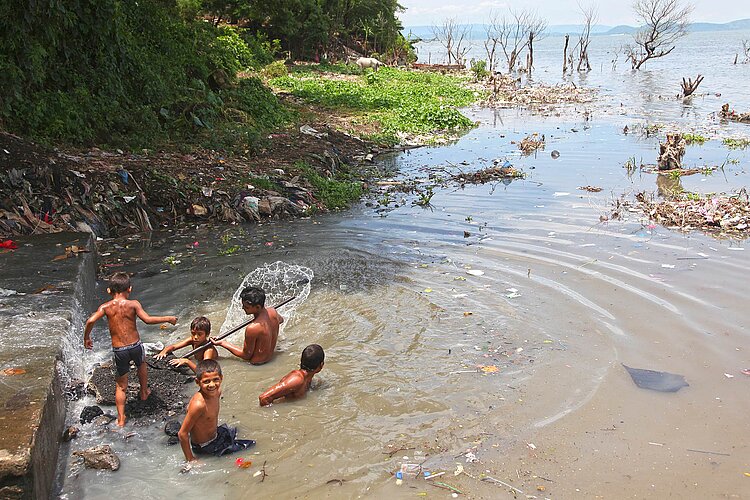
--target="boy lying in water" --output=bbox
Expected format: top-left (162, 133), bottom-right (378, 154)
top-left (178, 359), bottom-right (254, 462)
top-left (154, 316), bottom-right (218, 373)
top-left (259, 344), bottom-right (325, 406)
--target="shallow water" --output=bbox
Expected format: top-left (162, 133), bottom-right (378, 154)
top-left (59, 55), bottom-right (750, 498)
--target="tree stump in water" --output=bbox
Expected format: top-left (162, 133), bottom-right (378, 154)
top-left (657, 133), bottom-right (686, 170)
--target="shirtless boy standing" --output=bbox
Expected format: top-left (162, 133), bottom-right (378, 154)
top-left (154, 316), bottom-right (218, 373)
top-left (259, 344), bottom-right (325, 406)
top-left (211, 286), bottom-right (283, 364)
top-left (178, 359), bottom-right (254, 462)
top-left (83, 272), bottom-right (177, 426)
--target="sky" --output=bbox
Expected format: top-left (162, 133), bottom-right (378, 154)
top-left (398, 0), bottom-right (748, 27)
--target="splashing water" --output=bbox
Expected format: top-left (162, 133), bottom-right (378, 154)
top-left (219, 261), bottom-right (313, 344)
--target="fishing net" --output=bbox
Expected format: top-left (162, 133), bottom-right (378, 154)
top-left (219, 261), bottom-right (313, 343)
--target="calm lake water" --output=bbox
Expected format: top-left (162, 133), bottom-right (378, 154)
top-left (58, 30), bottom-right (750, 499)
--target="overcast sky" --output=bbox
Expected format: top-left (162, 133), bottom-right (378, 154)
top-left (398, 1), bottom-right (748, 26)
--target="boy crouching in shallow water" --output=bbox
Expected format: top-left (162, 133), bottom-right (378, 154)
top-left (154, 316), bottom-right (218, 373)
top-left (259, 344), bottom-right (325, 406)
top-left (84, 272), bottom-right (177, 426)
top-left (179, 359), bottom-right (255, 462)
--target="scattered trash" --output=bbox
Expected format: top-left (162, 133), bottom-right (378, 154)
top-left (661, 264), bottom-right (675, 269)
top-left (1, 368), bottom-right (26, 376)
top-left (253, 470), bottom-right (262, 477)
top-left (424, 288), bottom-right (433, 293)
top-left (201, 187), bottom-right (213, 197)
top-left (741, 369), bottom-right (750, 376)
top-left (235, 458), bottom-right (253, 469)
top-left (553, 192), bottom-right (570, 197)
top-left (527, 443), bottom-right (537, 450)
top-left (463, 311), bottom-right (472, 316)
top-left (724, 373), bottom-right (734, 378)
top-left (518, 133), bottom-right (545, 155)
top-left (466, 269), bottom-right (484, 276)
top-left (52, 244), bottom-right (90, 261)
top-left (0, 288), bottom-right (19, 297)
top-left (578, 186), bottom-right (602, 192)
top-left (0, 239), bottom-right (17, 249)
top-left (299, 125), bottom-right (327, 139)
top-left (480, 475), bottom-right (524, 494)
top-left (623, 364), bottom-right (689, 393)
top-left (480, 365), bottom-right (499, 374)
top-left (551, 150), bottom-right (560, 159)
top-left (648, 442), bottom-right (664, 446)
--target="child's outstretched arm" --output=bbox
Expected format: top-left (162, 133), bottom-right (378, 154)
top-left (259, 372), bottom-right (304, 406)
top-left (134, 301), bottom-right (177, 325)
top-left (210, 337), bottom-right (251, 360)
top-left (169, 358), bottom-right (197, 373)
top-left (178, 398), bottom-right (204, 462)
top-left (155, 337), bottom-right (191, 359)
top-left (83, 306), bottom-right (106, 349)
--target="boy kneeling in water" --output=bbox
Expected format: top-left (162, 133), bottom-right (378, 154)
top-left (259, 344), bottom-right (325, 406)
top-left (179, 359), bottom-right (254, 462)
top-left (154, 316), bottom-right (218, 373)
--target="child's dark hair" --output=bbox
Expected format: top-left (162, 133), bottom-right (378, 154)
top-left (190, 316), bottom-right (211, 334)
top-left (195, 359), bottom-right (222, 380)
top-left (109, 272), bottom-right (131, 293)
top-left (300, 344), bottom-right (325, 371)
top-left (240, 286), bottom-right (265, 307)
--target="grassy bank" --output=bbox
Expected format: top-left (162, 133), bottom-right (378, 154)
top-left (270, 65), bottom-right (479, 145)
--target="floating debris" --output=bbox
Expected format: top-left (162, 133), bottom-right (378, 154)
top-left (623, 364), bottom-right (689, 393)
top-left (614, 191), bottom-right (750, 236)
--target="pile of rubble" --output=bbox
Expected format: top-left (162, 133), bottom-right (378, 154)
top-left (474, 74), bottom-right (597, 106)
top-left (0, 128), bottom-right (370, 237)
top-left (617, 191), bottom-right (750, 236)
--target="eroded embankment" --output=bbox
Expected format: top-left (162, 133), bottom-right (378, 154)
top-left (0, 232), bottom-right (95, 498)
top-left (0, 128), bottom-right (376, 239)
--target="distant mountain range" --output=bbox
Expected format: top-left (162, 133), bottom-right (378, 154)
top-left (403, 19), bottom-right (750, 39)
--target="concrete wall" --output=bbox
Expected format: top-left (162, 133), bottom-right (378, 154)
top-left (0, 233), bottom-right (95, 499)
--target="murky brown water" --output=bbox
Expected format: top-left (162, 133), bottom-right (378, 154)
top-left (59, 103), bottom-right (750, 499)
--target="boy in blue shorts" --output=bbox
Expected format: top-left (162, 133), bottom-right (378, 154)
top-left (84, 272), bottom-right (177, 426)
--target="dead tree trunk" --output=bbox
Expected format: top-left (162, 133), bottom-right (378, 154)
top-left (680, 74), bottom-right (704, 97)
top-left (527, 33), bottom-right (534, 77)
top-left (657, 133), bottom-right (687, 170)
top-left (563, 34), bottom-right (569, 73)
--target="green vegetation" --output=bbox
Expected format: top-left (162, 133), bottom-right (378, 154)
top-left (0, 0), bottom-right (411, 149)
top-left (272, 67), bottom-right (478, 145)
top-left (470, 60), bottom-right (490, 80)
top-left (248, 175), bottom-right (279, 191)
top-left (723, 137), bottom-right (750, 150)
top-left (682, 133), bottom-right (708, 145)
top-left (0, 0), bottom-right (290, 147)
top-left (296, 162), bottom-right (363, 210)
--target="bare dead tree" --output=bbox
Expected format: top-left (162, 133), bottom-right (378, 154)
top-left (681, 74), bottom-right (703, 97)
top-left (526, 14), bottom-right (548, 77)
top-left (432, 18), bottom-right (471, 66)
top-left (741, 40), bottom-right (750, 63)
top-left (495, 9), bottom-right (535, 73)
top-left (484, 11), bottom-right (503, 74)
top-left (452, 23), bottom-right (472, 66)
top-left (432, 18), bottom-right (457, 64)
top-left (577, 4), bottom-right (598, 71)
top-left (630, 0), bottom-right (693, 70)
top-left (563, 34), bottom-right (570, 73)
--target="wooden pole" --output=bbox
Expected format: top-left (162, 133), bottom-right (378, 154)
top-left (563, 34), bottom-right (569, 73)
